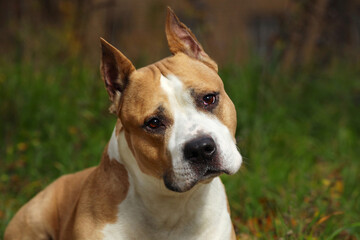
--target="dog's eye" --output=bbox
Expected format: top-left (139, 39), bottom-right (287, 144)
top-left (203, 94), bottom-right (216, 106)
top-left (146, 118), bottom-right (162, 129)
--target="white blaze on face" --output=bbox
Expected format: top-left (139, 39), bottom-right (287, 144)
top-left (160, 74), bottom-right (242, 190)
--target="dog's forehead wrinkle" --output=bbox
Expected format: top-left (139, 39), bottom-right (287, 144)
top-left (148, 104), bottom-right (165, 118)
top-left (157, 105), bottom-right (165, 112)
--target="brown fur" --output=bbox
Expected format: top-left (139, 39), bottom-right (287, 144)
top-left (5, 147), bottom-right (129, 240)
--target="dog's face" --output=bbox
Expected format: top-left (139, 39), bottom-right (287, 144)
top-left (100, 8), bottom-right (242, 192)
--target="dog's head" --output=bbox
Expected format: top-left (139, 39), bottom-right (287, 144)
top-left (100, 7), bottom-right (242, 192)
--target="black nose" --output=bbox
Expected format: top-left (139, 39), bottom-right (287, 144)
top-left (184, 137), bottom-right (217, 163)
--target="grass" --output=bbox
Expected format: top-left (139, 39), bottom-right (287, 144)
top-left (1, 58), bottom-right (359, 239)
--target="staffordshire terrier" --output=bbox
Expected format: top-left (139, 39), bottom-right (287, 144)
top-left (5, 7), bottom-right (242, 240)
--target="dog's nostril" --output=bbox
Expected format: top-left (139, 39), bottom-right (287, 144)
top-left (184, 137), bottom-right (217, 162)
top-left (203, 143), bottom-right (216, 156)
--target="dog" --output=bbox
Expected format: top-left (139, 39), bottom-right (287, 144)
top-left (5, 7), bottom-right (242, 240)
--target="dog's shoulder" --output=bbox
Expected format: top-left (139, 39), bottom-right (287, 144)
top-left (4, 167), bottom-right (96, 240)
top-left (68, 154), bottom-right (130, 239)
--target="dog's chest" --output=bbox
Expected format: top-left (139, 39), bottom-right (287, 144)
top-left (101, 177), bottom-right (233, 240)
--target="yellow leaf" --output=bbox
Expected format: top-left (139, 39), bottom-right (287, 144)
top-left (17, 142), bottom-right (28, 152)
top-left (322, 178), bottom-right (331, 187)
top-left (330, 180), bottom-right (344, 199)
top-left (314, 210), bottom-right (320, 218)
top-left (68, 126), bottom-right (78, 135)
top-left (316, 211), bottom-right (343, 225)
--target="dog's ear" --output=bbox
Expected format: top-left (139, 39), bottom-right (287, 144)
top-left (100, 38), bottom-right (135, 114)
top-left (165, 7), bottom-right (218, 72)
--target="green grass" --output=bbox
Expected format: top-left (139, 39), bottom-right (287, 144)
top-left (221, 60), bottom-right (360, 239)
top-left (1, 58), bottom-right (359, 239)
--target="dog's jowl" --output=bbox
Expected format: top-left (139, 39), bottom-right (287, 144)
top-left (5, 7), bottom-right (242, 240)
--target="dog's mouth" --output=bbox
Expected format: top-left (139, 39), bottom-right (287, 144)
top-left (163, 165), bottom-right (228, 192)
top-left (203, 168), bottom-right (223, 177)
top-left (163, 166), bottom-right (226, 192)
top-left (200, 168), bottom-right (227, 181)
top-left (204, 169), bottom-right (219, 176)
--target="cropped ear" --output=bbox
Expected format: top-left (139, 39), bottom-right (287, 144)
top-left (165, 7), bottom-right (218, 72)
top-left (100, 38), bottom-right (135, 114)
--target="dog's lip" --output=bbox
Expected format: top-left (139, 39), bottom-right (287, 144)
top-left (204, 169), bottom-right (221, 176)
top-left (163, 166), bottom-right (230, 192)
top-left (201, 168), bottom-right (225, 179)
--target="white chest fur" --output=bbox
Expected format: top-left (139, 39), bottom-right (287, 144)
top-left (101, 177), bottom-right (232, 240)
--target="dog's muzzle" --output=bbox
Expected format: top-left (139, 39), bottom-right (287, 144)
top-left (183, 136), bottom-right (224, 179)
top-left (163, 136), bottom-right (229, 192)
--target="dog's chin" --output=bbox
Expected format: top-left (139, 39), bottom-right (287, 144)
top-left (163, 178), bottom-right (197, 193)
top-left (163, 168), bottom-right (226, 193)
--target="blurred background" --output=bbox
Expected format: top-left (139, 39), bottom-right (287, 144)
top-left (1, 0), bottom-right (360, 239)
top-left (1, 0), bottom-right (360, 66)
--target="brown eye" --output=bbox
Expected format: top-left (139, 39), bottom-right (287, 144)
top-left (146, 118), bottom-right (162, 129)
top-left (203, 94), bottom-right (216, 106)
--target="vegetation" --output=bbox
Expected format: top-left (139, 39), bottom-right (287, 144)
top-left (1, 58), bottom-right (359, 239)
top-left (221, 60), bottom-right (360, 239)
